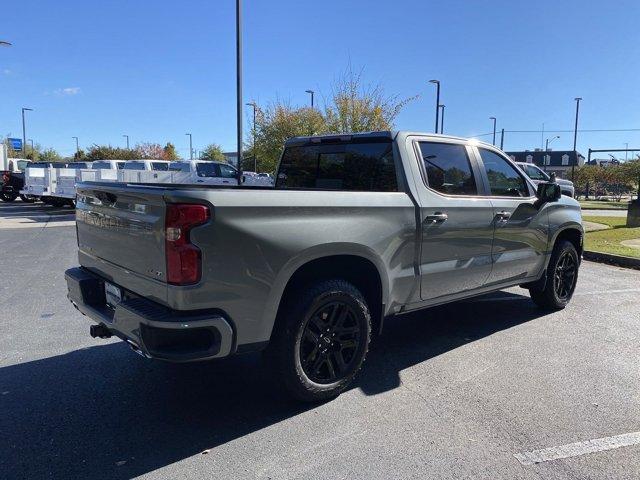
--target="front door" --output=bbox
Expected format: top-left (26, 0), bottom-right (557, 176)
top-left (413, 140), bottom-right (496, 301)
top-left (475, 147), bottom-right (548, 285)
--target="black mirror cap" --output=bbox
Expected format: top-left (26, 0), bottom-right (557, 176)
top-left (536, 182), bottom-right (562, 204)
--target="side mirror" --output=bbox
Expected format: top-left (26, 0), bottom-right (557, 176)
top-left (549, 172), bottom-right (557, 182)
top-left (536, 182), bottom-right (561, 205)
top-left (241, 175), bottom-right (246, 184)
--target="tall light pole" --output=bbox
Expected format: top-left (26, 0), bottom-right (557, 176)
top-left (236, 0), bottom-right (243, 178)
top-left (439, 104), bottom-right (445, 134)
top-left (21, 108), bottom-right (33, 158)
top-left (429, 80), bottom-right (440, 134)
top-left (305, 89), bottom-right (315, 109)
top-left (572, 97), bottom-right (582, 180)
top-left (489, 117), bottom-right (497, 145)
top-left (72, 136), bottom-right (79, 154)
top-left (123, 134), bottom-right (129, 149)
top-left (185, 133), bottom-right (193, 160)
top-left (544, 135), bottom-right (560, 171)
top-left (246, 102), bottom-right (257, 172)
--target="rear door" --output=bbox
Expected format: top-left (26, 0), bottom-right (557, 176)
top-left (411, 138), bottom-right (496, 301)
top-left (475, 147), bottom-right (548, 285)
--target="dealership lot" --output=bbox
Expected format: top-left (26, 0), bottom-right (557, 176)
top-left (1, 203), bottom-right (639, 480)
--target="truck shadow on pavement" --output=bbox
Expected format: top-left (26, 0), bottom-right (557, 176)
top-left (0, 291), bottom-right (547, 479)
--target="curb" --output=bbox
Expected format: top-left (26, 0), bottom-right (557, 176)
top-left (583, 250), bottom-right (640, 270)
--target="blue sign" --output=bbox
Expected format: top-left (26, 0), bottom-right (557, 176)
top-left (8, 138), bottom-right (22, 151)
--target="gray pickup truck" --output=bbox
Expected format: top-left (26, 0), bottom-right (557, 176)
top-left (65, 131), bottom-right (583, 401)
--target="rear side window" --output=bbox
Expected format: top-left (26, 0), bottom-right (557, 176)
top-left (522, 164), bottom-right (548, 181)
top-left (418, 142), bottom-right (477, 195)
top-left (151, 162), bottom-right (169, 171)
top-left (123, 161), bottom-right (146, 170)
top-left (479, 149), bottom-right (530, 197)
top-left (67, 162), bottom-right (88, 168)
top-left (170, 163), bottom-right (190, 172)
top-left (92, 161), bottom-right (111, 169)
top-left (276, 142), bottom-right (397, 191)
top-left (195, 163), bottom-right (218, 177)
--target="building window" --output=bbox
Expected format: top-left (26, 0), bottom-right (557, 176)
top-left (526, 154), bottom-right (533, 163)
top-left (562, 154), bottom-right (569, 166)
top-left (544, 155), bottom-right (551, 166)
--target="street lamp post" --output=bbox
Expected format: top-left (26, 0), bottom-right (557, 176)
top-left (21, 108), bottom-right (33, 158)
top-left (246, 102), bottom-right (257, 172)
top-left (439, 105), bottom-right (445, 134)
top-left (72, 136), bottom-right (79, 154)
top-left (572, 97), bottom-right (582, 180)
top-left (489, 117), bottom-right (497, 146)
top-left (305, 90), bottom-right (315, 109)
top-left (123, 134), bottom-right (129, 149)
top-left (428, 80), bottom-right (440, 134)
top-left (185, 133), bottom-right (193, 160)
top-left (544, 135), bottom-right (560, 171)
top-left (236, 0), bottom-right (243, 179)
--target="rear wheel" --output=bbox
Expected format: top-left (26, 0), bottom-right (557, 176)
top-left (529, 240), bottom-right (579, 310)
top-left (269, 279), bottom-right (371, 402)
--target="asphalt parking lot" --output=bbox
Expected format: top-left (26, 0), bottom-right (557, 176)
top-left (1, 201), bottom-right (639, 479)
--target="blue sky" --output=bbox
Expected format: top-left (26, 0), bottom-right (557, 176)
top-left (2, 0), bottom-right (640, 159)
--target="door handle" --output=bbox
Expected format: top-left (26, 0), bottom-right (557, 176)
top-left (495, 211), bottom-right (512, 222)
top-left (424, 212), bottom-right (448, 224)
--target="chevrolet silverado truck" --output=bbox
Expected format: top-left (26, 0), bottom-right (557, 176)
top-left (65, 131), bottom-right (583, 401)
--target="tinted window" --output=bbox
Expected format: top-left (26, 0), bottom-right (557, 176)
top-left (17, 160), bottom-right (29, 171)
top-left (480, 149), bottom-right (529, 197)
top-left (219, 164), bottom-right (237, 178)
top-left (521, 164), bottom-right (549, 181)
top-left (418, 142), bottom-right (477, 195)
top-left (169, 163), bottom-right (190, 172)
top-left (151, 162), bottom-right (169, 171)
top-left (67, 162), bottom-right (89, 168)
top-left (29, 163), bottom-right (50, 169)
top-left (116, 162), bottom-right (125, 169)
top-left (123, 161), bottom-right (146, 170)
top-left (195, 163), bottom-right (218, 177)
top-left (92, 161), bottom-right (111, 169)
top-left (276, 142), bottom-right (397, 191)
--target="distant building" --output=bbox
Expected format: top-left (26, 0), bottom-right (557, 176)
top-left (506, 150), bottom-right (585, 179)
top-left (223, 152), bottom-right (238, 166)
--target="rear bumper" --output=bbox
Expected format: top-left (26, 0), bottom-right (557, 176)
top-left (65, 267), bottom-right (235, 362)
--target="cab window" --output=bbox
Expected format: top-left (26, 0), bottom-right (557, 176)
top-left (418, 142), bottom-right (477, 195)
top-left (123, 161), bottom-right (146, 170)
top-left (151, 162), bottom-right (169, 171)
top-left (219, 164), bottom-right (238, 178)
top-left (479, 149), bottom-right (530, 197)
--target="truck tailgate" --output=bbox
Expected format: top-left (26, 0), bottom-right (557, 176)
top-left (76, 183), bottom-right (168, 284)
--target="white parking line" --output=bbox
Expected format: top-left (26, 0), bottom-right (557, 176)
top-left (514, 431), bottom-right (640, 465)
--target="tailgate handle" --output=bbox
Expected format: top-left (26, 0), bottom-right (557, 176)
top-left (95, 191), bottom-right (117, 205)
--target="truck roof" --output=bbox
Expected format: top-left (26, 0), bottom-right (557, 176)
top-left (285, 130), bottom-right (496, 149)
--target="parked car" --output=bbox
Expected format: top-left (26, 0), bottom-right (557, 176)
top-left (167, 160), bottom-right (240, 185)
top-left (20, 162), bottom-right (69, 205)
top-left (1, 159), bottom-right (35, 202)
top-left (78, 160), bottom-right (126, 183)
top-left (49, 161), bottom-right (93, 207)
top-left (515, 162), bottom-right (575, 197)
top-left (65, 131), bottom-right (583, 402)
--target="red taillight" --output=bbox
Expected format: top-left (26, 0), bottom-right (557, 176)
top-left (2, 172), bottom-right (9, 183)
top-left (165, 203), bottom-right (210, 285)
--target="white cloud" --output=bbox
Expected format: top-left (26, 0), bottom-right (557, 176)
top-left (54, 87), bottom-right (81, 96)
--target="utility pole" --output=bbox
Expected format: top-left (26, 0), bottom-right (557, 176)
top-left (21, 108), bottom-right (33, 158)
top-left (72, 136), bottom-right (79, 154)
top-left (500, 129), bottom-right (505, 150)
top-left (572, 97), bottom-right (582, 181)
top-left (123, 134), bottom-right (129, 149)
top-left (489, 117), bottom-right (497, 145)
top-left (185, 133), bottom-right (193, 160)
top-left (429, 80), bottom-right (440, 134)
top-left (439, 105), bottom-right (445, 134)
top-left (236, 0), bottom-right (243, 179)
top-left (246, 102), bottom-right (257, 171)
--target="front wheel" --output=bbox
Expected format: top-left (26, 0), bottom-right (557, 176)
top-left (529, 240), bottom-right (579, 310)
top-left (269, 279), bottom-right (372, 402)
top-left (0, 192), bottom-right (18, 202)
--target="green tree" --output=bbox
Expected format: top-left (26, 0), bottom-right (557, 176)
top-left (85, 145), bottom-right (138, 161)
top-left (200, 143), bottom-right (226, 162)
top-left (622, 159), bottom-right (640, 200)
top-left (163, 142), bottom-right (180, 160)
top-left (40, 147), bottom-right (62, 162)
top-left (73, 149), bottom-right (87, 161)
